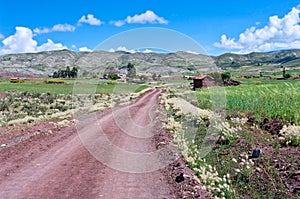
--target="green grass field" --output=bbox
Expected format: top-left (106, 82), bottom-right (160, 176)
top-left (196, 79), bottom-right (300, 125)
top-left (191, 79), bottom-right (300, 198)
top-left (0, 79), bottom-right (148, 94)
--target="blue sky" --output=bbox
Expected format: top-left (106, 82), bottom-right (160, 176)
top-left (0, 0), bottom-right (299, 55)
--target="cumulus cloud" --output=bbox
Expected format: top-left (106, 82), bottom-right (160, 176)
top-left (109, 46), bottom-right (156, 53)
top-left (0, 27), bottom-right (67, 55)
top-left (1, 27), bottom-right (37, 54)
top-left (111, 10), bottom-right (168, 27)
top-left (109, 46), bottom-right (136, 53)
top-left (79, 46), bottom-right (92, 52)
top-left (34, 24), bottom-right (75, 34)
top-left (0, 34), bottom-right (4, 39)
top-left (143, 49), bottom-right (153, 53)
top-left (37, 39), bottom-right (66, 52)
top-left (214, 5), bottom-right (300, 53)
top-left (126, 10), bottom-right (168, 24)
top-left (78, 14), bottom-right (103, 26)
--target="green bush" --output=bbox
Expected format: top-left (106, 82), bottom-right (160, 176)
top-left (106, 81), bottom-right (116, 85)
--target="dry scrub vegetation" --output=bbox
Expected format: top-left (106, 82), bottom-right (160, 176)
top-left (0, 87), bottom-right (151, 128)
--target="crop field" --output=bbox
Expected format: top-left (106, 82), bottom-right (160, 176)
top-left (162, 79), bottom-right (300, 198)
top-left (0, 79), bottom-right (148, 94)
top-left (0, 78), bottom-right (149, 128)
top-left (196, 79), bottom-right (300, 126)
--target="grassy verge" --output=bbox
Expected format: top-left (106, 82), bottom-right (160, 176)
top-left (161, 84), bottom-right (300, 198)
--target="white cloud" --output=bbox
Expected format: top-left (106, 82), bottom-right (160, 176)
top-left (109, 47), bottom-right (156, 53)
top-left (117, 46), bottom-right (136, 53)
top-left (109, 46), bottom-right (136, 53)
top-left (0, 34), bottom-right (4, 39)
top-left (1, 27), bottom-right (37, 54)
top-left (111, 10), bottom-right (168, 27)
top-left (110, 20), bottom-right (126, 27)
top-left (52, 24), bottom-right (76, 32)
top-left (143, 49), bottom-right (153, 53)
top-left (33, 27), bottom-right (51, 34)
top-left (34, 24), bottom-right (75, 34)
top-left (126, 10), bottom-right (168, 24)
top-left (214, 5), bottom-right (300, 52)
top-left (186, 50), bottom-right (199, 54)
top-left (214, 34), bottom-right (243, 49)
top-left (0, 27), bottom-right (67, 55)
top-left (79, 46), bottom-right (92, 52)
top-left (37, 39), bottom-right (67, 52)
top-left (78, 14), bottom-right (103, 26)
top-left (71, 45), bottom-right (77, 49)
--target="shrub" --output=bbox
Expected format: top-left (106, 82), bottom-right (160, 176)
top-left (45, 79), bottom-right (65, 84)
top-left (284, 74), bottom-right (292, 79)
top-left (108, 73), bottom-right (119, 80)
top-left (10, 79), bottom-right (25, 83)
top-left (106, 81), bottom-right (116, 85)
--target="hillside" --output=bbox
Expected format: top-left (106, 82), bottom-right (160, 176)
top-left (0, 50), bottom-right (215, 76)
top-left (1, 49), bottom-right (300, 76)
top-left (214, 49), bottom-right (300, 69)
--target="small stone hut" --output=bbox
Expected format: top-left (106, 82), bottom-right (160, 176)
top-left (192, 75), bottom-right (217, 90)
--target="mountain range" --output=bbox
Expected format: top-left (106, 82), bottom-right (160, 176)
top-left (0, 49), bottom-right (300, 76)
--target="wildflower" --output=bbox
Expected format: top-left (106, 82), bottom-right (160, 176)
top-left (234, 168), bottom-right (241, 173)
top-left (226, 173), bottom-right (230, 179)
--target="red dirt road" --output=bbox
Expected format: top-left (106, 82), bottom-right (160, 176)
top-left (0, 89), bottom-right (208, 199)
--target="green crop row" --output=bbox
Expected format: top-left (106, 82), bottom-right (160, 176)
top-left (196, 80), bottom-right (300, 125)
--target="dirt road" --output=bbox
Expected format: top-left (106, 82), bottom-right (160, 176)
top-left (0, 89), bottom-right (207, 198)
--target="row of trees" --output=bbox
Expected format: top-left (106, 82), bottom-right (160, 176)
top-left (52, 66), bottom-right (78, 78)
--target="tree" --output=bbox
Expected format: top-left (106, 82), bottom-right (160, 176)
top-left (53, 71), bottom-right (58, 78)
top-left (152, 73), bottom-right (157, 80)
top-left (157, 74), bottom-right (161, 81)
top-left (70, 66), bottom-right (78, 78)
top-left (283, 67), bottom-right (291, 79)
top-left (284, 73), bottom-right (291, 79)
top-left (51, 66), bottom-right (78, 78)
top-left (221, 72), bottom-right (231, 81)
top-left (57, 69), bottom-right (63, 78)
top-left (108, 73), bottom-right (119, 80)
top-left (127, 62), bottom-right (136, 78)
top-left (66, 66), bottom-right (71, 78)
top-left (61, 70), bottom-right (67, 78)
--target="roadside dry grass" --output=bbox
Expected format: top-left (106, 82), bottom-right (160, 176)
top-left (161, 87), bottom-right (300, 199)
